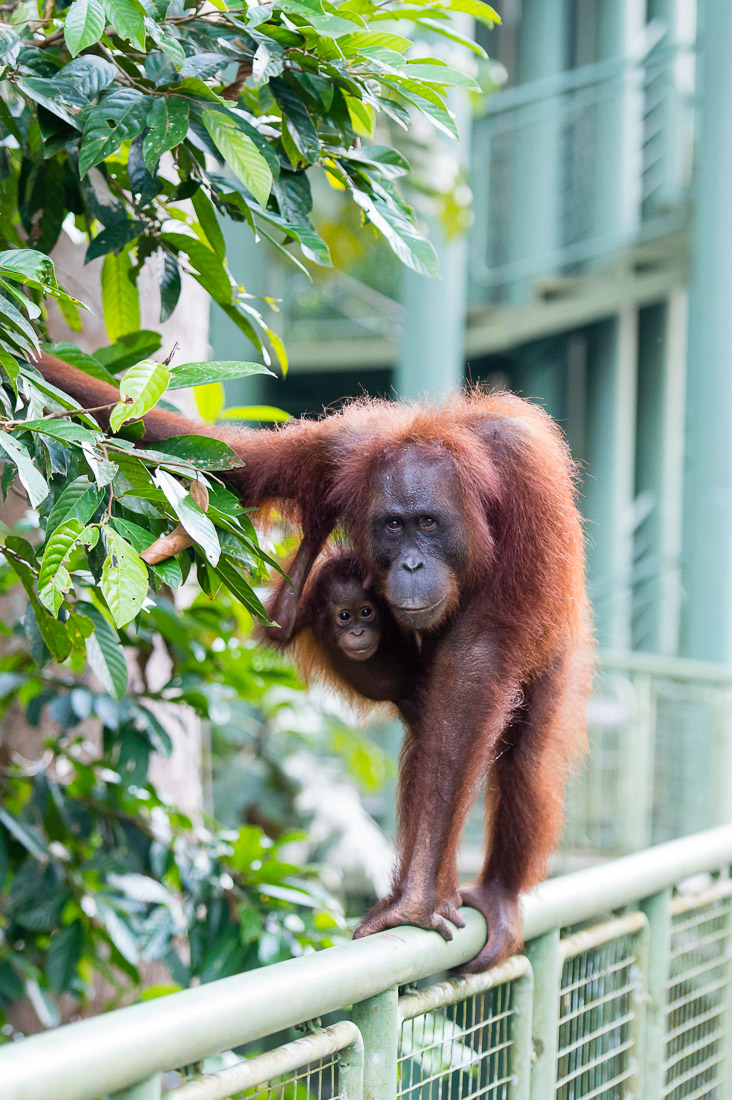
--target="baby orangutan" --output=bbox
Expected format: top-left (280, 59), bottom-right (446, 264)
top-left (262, 551), bottom-right (421, 718)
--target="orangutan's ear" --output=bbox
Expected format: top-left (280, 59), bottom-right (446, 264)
top-left (361, 573), bottom-right (373, 589)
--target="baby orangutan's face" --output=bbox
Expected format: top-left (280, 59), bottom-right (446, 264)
top-left (328, 579), bottom-right (381, 662)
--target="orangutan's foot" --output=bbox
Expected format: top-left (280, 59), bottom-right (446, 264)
top-left (354, 891), bottom-right (466, 942)
top-left (457, 882), bottom-right (521, 973)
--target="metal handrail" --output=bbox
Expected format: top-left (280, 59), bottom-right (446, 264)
top-left (598, 647), bottom-right (732, 684)
top-left (2, 823), bottom-right (732, 1100)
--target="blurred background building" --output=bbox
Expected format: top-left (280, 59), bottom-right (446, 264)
top-left (212, 1), bottom-right (732, 871)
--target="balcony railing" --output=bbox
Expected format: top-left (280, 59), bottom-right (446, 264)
top-left (469, 36), bottom-right (696, 300)
top-left (2, 825), bottom-right (732, 1099)
top-left (563, 650), bottom-right (732, 859)
top-left (280, 34), bottom-right (697, 351)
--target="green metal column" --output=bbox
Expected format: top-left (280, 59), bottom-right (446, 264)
top-left (396, 213), bottom-right (467, 399)
top-left (633, 294), bottom-right (687, 654)
top-left (681, 0), bottom-right (732, 662)
top-left (508, 0), bottom-right (567, 303)
top-left (527, 928), bottom-right (562, 1099)
top-left (593, 0), bottom-right (644, 251)
top-left (640, 888), bottom-right (672, 1099)
top-left (517, 337), bottom-right (567, 422)
top-left (646, 0), bottom-right (688, 213)
top-left (351, 987), bottom-right (399, 1100)
top-left (396, 25), bottom-right (473, 399)
top-left (583, 312), bottom-right (638, 649)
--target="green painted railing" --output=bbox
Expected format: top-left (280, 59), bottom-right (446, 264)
top-left (563, 651), bottom-right (732, 858)
top-left (3, 825), bottom-right (732, 1100)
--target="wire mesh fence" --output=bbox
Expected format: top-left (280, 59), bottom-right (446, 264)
top-left (5, 829), bottom-right (732, 1100)
top-left (165, 1022), bottom-right (360, 1100)
top-left (663, 882), bottom-right (732, 1099)
top-left (556, 915), bottom-right (647, 1100)
top-left (562, 659), bottom-right (732, 860)
top-left (396, 957), bottom-right (532, 1100)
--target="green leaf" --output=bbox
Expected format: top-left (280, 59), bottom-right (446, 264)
top-left (46, 923), bottom-right (84, 995)
top-left (168, 360), bottom-right (274, 389)
top-left (43, 343), bottom-right (118, 386)
top-left (101, 527), bottom-right (149, 627)
top-left (97, 899), bottom-right (139, 964)
top-left (402, 61), bottom-right (481, 90)
top-left (110, 359), bottom-right (170, 432)
top-left (220, 405), bottom-right (291, 423)
top-left (440, 0), bottom-right (500, 26)
top-left (110, 516), bottom-right (181, 588)
top-left (202, 110), bottom-right (272, 207)
top-left (19, 419), bottom-right (97, 445)
top-left (351, 189), bottom-right (438, 276)
top-left (79, 89), bottom-right (149, 177)
top-left (142, 98), bottom-right (190, 173)
top-left (60, 55), bottom-right (117, 98)
top-left (153, 435), bottom-right (245, 470)
top-left (86, 219), bottom-right (146, 263)
top-left (104, 0), bottom-right (146, 50)
top-left (0, 432), bottom-right (49, 508)
top-left (46, 477), bottom-right (104, 537)
top-left (95, 330), bottom-right (162, 373)
top-left (159, 253), bottom-right (181, 323)
top-left (84, 604), bottom-right (128, 698)
top-left (161, 233), bottom-right (232, 305)
top-left (37, 518), bottom-right (85, 615)
top-left (102, 250), bottom-right (140, 343)
top-left (0, 250), bottom-right (54, 282)
top-left (0, 809), bottom-right (47, 859)
top-left (153, 469), bottom-right (220, 566)
top-left (271, 80), bottom-right (320, 163)
top-left (64, 0), bottom-right (106, 57)
top-left (194, 383), bottom-right (224, 422)
top-left (191, 189), bottom-right (225, 257)
top-left (0, 295), bottom-right (41, 356)
top-left (213, 557), bottom-right (268, 619)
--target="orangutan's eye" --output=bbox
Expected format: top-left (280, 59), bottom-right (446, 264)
top-left (360, 606), bottom-right (373, 619)
top-left (338, 610), bottom-right (352, 623)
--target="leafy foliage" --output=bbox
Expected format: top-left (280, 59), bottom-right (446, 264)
top-left (0, 0), bottom-right (495, 365)
top-left (0, 0), bottom-right (491, 1028)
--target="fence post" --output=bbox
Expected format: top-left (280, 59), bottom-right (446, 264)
top-left (339, 1028), bottom-right (365, 1100)
top-left (526, 927), bottom-right (561, 1099)
top-left (640, 887), bottom-right (672, 1098)
top-left (351, 987), bottom-right (399, 1100)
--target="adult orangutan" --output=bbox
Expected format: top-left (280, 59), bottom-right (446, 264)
top-left (34, 353), bottom-right (593, 973)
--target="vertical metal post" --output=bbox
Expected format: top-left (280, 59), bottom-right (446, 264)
top-left (634, 295), bottom-right (688, 654)
top-left (109, 1076), bottom-right (162, 1100)
top-left (646, 0), bottom-right (693, 213)
top-left (507, 0), bottom-right (567, 304)
top-left (339, 1031), bottom-right (365, 1100)
top-left (527, 927), bottom-right (562, 1099)
top-left (640, 888), bottom-right (672, 1099)
top-left (583, 311), bottom-right (638, 649)
top-left (396, 21), bottom-right (473, 399)
top-left (510, 966), bottom-right (535, 1100)
top-left (681, 0), bottom-right (732, 662)
top-left (518, 337), bottom-right (567, 422)
top-left (351, 987), bottom-right (399, 1100)
top-left (622, 672), bottom-right (655, 851)
top-left (592, 0), bottom-right (643, 252)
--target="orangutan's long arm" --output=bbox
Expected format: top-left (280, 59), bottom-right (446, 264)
top-left (33, 353), bottom-right (336, 514)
